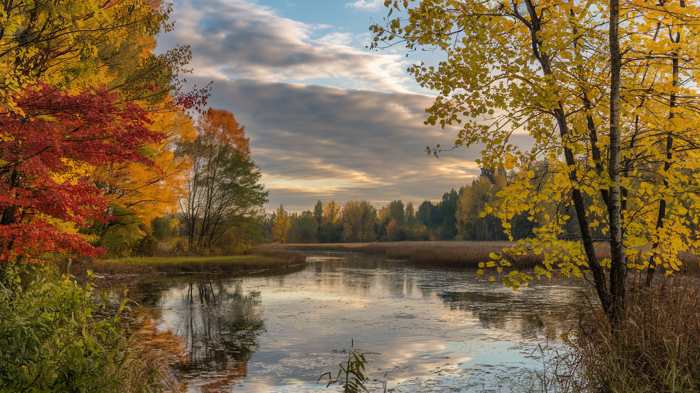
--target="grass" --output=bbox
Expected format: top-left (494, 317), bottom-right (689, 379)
top-left (257, 241), bottom-right (700, 272)
top-left (0, 264), bottom-right (168, 393)
top-left (535, 278), bottom-right (700, 393)
top-left (104, 254), bottom-right (282, 265)
top-left (258, 241), bottom-right (541, 268)
top-left (87, 252), bottom-right (307, 275)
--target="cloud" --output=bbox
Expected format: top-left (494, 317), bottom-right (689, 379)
top-left (159, 0), bottom-right (411, 93)
top-left (316, 32), bottom-right (354, 47)
top-left (347, 0), bottom-right (384, 11)
top-left (196, 78), bottom-right (533, 211)
top-left (159, 1), bottom-right (533, 211)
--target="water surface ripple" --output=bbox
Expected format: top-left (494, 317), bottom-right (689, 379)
top-left (129, 252), bottom-right (584, 392)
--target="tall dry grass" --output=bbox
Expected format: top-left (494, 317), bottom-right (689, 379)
top-left (573, 279), bottom-right (700, 393)
top-left (258, 241), bottom-right (540, 268)
top-left (532, 278), bottom-right (700, 393)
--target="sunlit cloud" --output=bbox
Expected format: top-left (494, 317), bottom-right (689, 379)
top-left (159, 1), bottom-right (526, 211)
top-left (160, 0), bottom-right (412, 93)
top-left (346, 0), bottom-right (384, 11)
top-left (432, 160), bottom-right (482, 180)
top-left (316, 32), bottom-right (354, 47)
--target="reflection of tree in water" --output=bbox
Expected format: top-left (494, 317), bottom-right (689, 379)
top-left (175, 279), bottom-right (265, 391)
top-left (129, 279), bottom-right (170, 307)
top-left (438, 288), bottom-right (584, 340)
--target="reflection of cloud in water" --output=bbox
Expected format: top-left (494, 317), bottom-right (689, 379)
top-left (305, 255), bottom-right (346, 263)
top-left (127, 253), bottom-right (584, 392)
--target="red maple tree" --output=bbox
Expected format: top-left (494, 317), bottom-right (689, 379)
top-left (0, 85), bottom-right (163, 262)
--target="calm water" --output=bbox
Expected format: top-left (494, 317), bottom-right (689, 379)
top-left (128, 253), bottom-right (585, 392)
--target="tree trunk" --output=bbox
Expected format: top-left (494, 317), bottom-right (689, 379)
top-left (607, 0), bottom-right (626, 326)
top-left (520, 0), bottom-right (612, 316)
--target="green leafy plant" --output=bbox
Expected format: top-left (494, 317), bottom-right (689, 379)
top-left (0, 264), bottom-right (164, 393)
top-left (320, 340), bottom-right (370, 393)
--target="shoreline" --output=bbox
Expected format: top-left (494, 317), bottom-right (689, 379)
top-left (255, 241), bottom-right (700, 272)
top-left (257, 241), bottom-right (539, 268)
top-left (83, 251), bottom-right (307, 275)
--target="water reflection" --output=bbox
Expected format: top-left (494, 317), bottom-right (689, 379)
top-left (438, 287), bottom-right (582, 340)
top-left (127, 253), bottom-right (584, 392)
top-left (143, 278), bottom-right (265, 391)
top-left (178, 281), bottom-right (263, 368)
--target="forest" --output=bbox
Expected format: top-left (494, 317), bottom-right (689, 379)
top-left (1, 0), bottom-right (700, 392)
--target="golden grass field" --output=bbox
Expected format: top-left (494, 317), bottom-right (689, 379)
top-left (257, 241), bottom-right (534, 268)
top-left (257, 241), bottom-right (700, 272)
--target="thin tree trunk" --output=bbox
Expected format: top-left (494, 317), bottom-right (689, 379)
top-left (197, 144), bottom-right (217, 251)
top-left (519, 0), bottom-right (612, 315)
top-left (186, 161), bottom-right (200, 252)
top-left (607, 0), bottom-right (626, 325)
top-left (560, 110), bottom-right (612, 314)
top-left (647, 7), bottom-right (681, 286)
top-left (622, 21), bottom-right (660, 214)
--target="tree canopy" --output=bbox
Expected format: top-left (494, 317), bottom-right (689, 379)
top-left (372, 0), bottom-right (700, 322)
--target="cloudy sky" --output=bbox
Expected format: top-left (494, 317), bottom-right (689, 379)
top-left (159, 0), bottom-right (485, 211)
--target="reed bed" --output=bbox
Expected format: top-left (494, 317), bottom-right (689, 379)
top-left (259, 241), bottom-right (700, 273)
top-left (569, 279), bottom-right (700, 393)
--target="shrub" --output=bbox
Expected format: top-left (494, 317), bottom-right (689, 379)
top-left (0, 265), bottom-right (164, 393)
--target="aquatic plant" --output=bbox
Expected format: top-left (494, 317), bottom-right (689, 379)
top-left (320, 340), bottom-right (370, 393)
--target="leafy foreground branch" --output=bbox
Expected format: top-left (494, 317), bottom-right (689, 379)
top-left (372, 0), bottom-right (700, 327)
top-left (0, 265), bottom-right (170, 393)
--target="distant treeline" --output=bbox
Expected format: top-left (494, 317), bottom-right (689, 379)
top-left (265, 168), bottom-right (537, 243)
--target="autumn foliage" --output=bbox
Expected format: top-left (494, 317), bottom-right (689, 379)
top-left (0, 85), bottom-right (162, 261)
top-left (0, 0), bottom-right (214, 261)
top-left (373, 0), bottom-right (700, 325)
top-left (200, 108), bottom-right (250, 155)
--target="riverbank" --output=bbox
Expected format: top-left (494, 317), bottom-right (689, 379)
top-left (86, 252), bottom-right (307, 275)
top-left (257, 241), bottom-right (541, 268)
top-left (256, 241), bottom-right (700, 272)
top-left (0, 264), bottom-right (169, 393)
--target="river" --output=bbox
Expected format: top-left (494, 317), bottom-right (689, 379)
top-left (126, 252), bottom-right (586, 392)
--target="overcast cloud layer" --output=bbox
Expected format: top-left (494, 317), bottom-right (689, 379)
top-left (162, 0), bottom-right (491, 211)
top-left (201, 79), bottom-right (493, 210)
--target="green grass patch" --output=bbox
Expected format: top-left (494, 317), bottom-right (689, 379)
top-left (103, 255), bottom-right (279, 266)
top-left (0, 264), bottom-right (168, 393)
top-left (90, 253), bottom-right (306, 275)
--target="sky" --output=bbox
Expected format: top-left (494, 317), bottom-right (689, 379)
top-left (158, 0), bottom-right (486, 211)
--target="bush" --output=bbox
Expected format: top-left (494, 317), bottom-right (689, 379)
top-left (0, 265), bottom-right (164, 393)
